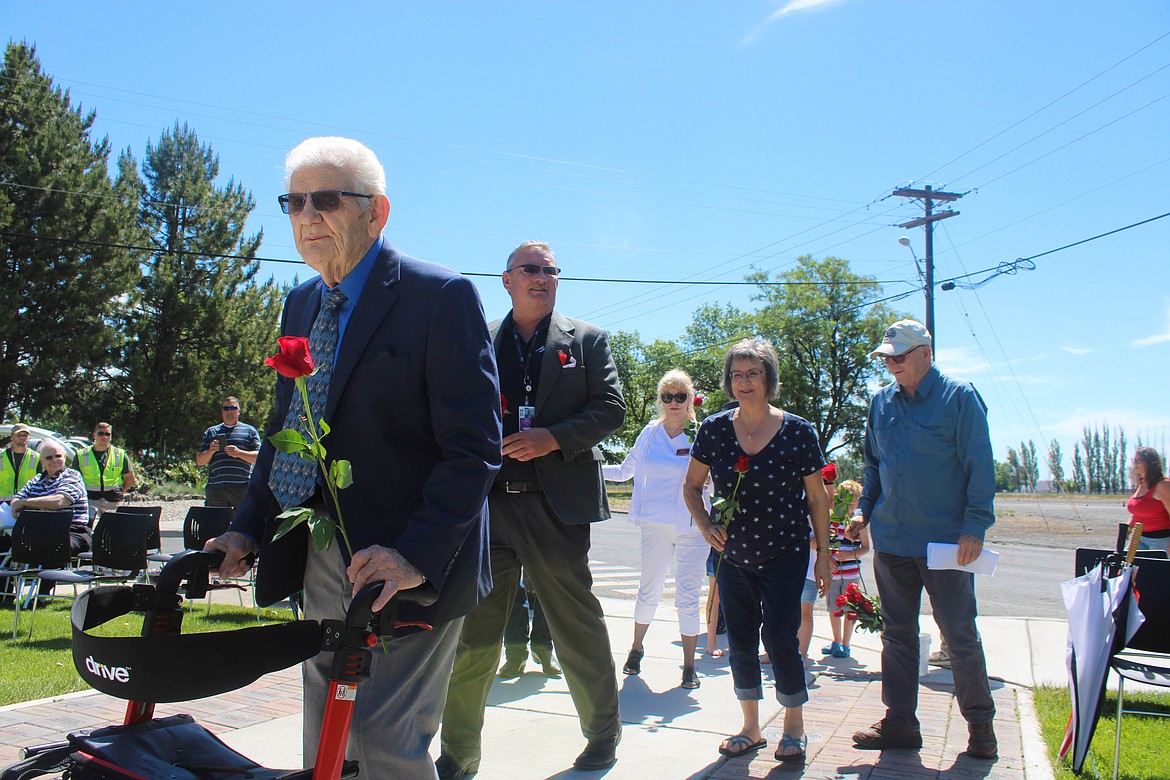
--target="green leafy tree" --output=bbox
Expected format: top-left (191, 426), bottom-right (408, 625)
top-left (680, 301), bottom-right (755, 411)
top-left (994, 460), bottom-right (1013, 493)
top-left (1072, 442), bottom-right (1086, 494)
top-left (120, 122), bottom-right (284, 460)
top-left (0, 42), bottom-right (139, 423)
top-left (750, 255), bottom-right (904, 456)
top-left (1005, 446), bottom-right (1022, 492)
top-left (1046, 439), bottom-right (1065, 493)
top-left (1019, 439), bottom-right (1040, 493)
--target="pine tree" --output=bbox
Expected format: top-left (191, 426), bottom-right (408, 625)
top-left (0, 42), bottom-right (138, 423)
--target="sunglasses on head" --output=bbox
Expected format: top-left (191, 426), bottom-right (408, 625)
top-left (660, 392), bottom-right (689, 404)
top-left (506, 264), bottom-right (561, 277)
top-left (223, 405), bottom-right (239, 411)
top-left (278, 190), bottom-right (373, 215)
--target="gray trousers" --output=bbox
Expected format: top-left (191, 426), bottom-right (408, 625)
top-left (873, 551), bottom-right (995, 730)
top-left (440, 490), bottom-right (621, 774)
top-left (303, 540), bottom-right (462, 780)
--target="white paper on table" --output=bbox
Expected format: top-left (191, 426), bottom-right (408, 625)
top-left (0, 501), bottom-right (14, 531)
top-left (926, 542), bottom-right (999, 576)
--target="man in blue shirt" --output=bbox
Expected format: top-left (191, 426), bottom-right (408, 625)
top-left (847, 319), bottom-right (998, 761)
top-left (195, 396), bottom-right (260, 515)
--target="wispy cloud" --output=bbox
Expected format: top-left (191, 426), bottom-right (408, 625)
top-left (1132, 303), bottom-right (1170, 347)
top-left (1060, 346), bottom-right (1096, 355)
top-left (934, 346), bottom-right (990, 378)
top-left (744, 0), bottom-right (849, 44)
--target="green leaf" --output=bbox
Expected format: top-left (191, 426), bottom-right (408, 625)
top-left (308, 511), bottom-right (336, 552)
top-left (309, 441), bottom-right (326, 461)
top-left (319, 419), bottom-right (331, 437)
top-left (271, 506), bottom-right (314, 542)
top-left (711, 496), bottom-right (728, 511)
top-left (269, 429), bottom-right (310, 454)
top-left (331, 459), bottom-right (353, 490)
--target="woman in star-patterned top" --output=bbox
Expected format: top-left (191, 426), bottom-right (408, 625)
top-left (684, 338), bottom-right (830, 761)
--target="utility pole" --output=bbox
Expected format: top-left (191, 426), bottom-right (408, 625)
top-left (893, 184), bottom-right (961, 346)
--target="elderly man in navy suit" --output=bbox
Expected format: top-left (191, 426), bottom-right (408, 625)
top-left (207, 137), bottom-right (501, 779)
top-left (438, 241), bottom-right (626, 779)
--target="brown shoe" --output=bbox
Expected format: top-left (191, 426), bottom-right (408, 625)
top-left (852, 719), bottom-right (923, 750)
top-left (965, 721), bottom-right (998, 760)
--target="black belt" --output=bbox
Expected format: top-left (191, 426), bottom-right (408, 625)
top-left (494, 481), bottom-right (543, 494)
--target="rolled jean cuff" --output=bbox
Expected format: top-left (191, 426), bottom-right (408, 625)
top-left (734, 684), bottom-right (765, 701)
top-left (775, 686), bottom-right (810, 709)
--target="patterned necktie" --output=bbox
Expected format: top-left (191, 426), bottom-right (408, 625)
top-left (268, 287), bottom-right (348, 511)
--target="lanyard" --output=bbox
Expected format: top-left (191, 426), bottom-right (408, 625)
top-left (511, 323), bottom-right (545, 404)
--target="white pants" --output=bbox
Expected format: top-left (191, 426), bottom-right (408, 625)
top-left (635, 520), bottom-right (708, 636)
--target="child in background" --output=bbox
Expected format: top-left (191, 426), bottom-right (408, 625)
top-left (823, 477), bottom-right (869, 658)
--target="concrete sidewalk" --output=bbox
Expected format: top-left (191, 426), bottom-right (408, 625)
top-left (0, 594), bottom-right (1068, 779)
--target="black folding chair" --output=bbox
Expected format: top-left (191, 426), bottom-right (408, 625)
top-left (0, 509), bottom-right (73, 638)
top-left (29, 512), bottom-right (150, 639)
top-left (117, 504), bottom-right (164, 556)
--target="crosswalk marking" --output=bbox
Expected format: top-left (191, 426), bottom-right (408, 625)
top-left (588, 559), bottom-right (676, 600)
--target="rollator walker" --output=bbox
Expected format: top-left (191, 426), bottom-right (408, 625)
top-left (2, 549), bottom-right (431, 779)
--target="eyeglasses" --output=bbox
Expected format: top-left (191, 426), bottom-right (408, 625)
top-left (660, 392), bottom-right (689, 404)
top-left (506, 264), bottom-right (561, 277)
top-left (730, 369), bottom-right (765, 384)
top-left (278, 190), bottom-right (373, 215)
top-left (95, 431), bottom-right (112, 437)
top-left (43, 454), bottom-right (64, 460)
top-left (881, 345), bottom-right (924, 365)
top-left (223, 406), bottom-right (239, 411)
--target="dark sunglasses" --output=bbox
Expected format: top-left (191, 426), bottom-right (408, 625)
top-left (660, 392), bottom-right (689, 404)
top-left (95, 431), bottom-right (112, 437)
top-left (506, 264), bottom-right (561, 277)
top-left (278, 190), bottom-right (373, 215)
top-left (223, 405), bottom-right (239, 411)
top-left (43, 453), bottom-right (65, 460)
top-left (882, 345), bottom-right (924, 365)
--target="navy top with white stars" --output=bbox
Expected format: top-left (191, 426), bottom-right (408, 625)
top-left (691, 409), bottom-right (826, 570)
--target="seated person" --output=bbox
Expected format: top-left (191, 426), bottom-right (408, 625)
top-left (10, 439), bottom-right (92, 555)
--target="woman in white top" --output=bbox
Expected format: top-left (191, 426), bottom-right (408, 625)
top-left (604, 369), bottom-right (709, 689)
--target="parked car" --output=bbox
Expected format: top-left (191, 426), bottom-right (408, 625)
top-left (0, 423), bottom-right (79, 463)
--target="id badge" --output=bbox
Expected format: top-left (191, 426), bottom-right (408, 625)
top-left (518, 405), bottom-right (536, 432)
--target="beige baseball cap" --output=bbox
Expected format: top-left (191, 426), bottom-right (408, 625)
top-left (868, 319), bottom-right (932, 360)
top-left (11, 423), bottom-right (30, 434)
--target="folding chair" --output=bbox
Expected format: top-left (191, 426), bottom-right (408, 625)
top-left (1108, 555), bottom-right (1170, 780)
top-left (0, 509), bottom-right (73, 638)
top-left (28, 511), bottom-right (150, 639)
top-left (179, 505), bottom-right (256, 615)
top-left (117, 504), bottom-right (164, 556)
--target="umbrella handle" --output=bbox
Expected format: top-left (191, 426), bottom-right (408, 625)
top-left (1125, 523), bottom-right (1143, 565)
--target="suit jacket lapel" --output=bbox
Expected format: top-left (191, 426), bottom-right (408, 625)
top-left (326, 243), bottom-right (401, 420)
top-left (535, 312), bottom-right (574, 411)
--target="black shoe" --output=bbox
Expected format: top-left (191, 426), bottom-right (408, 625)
top-left (852, 718), bottom-right (923, 750)
top-left (622, 648), bottom-right (643, 675)
top-left (715, 616), bottom-right (726, 635)
top-left (498, 658), bottom-right (525, 679)
top-left (573, 731), bottom-right (621, 770)
top-left (435, 755), bottom-right (476, 780)
top-left (681, 667), bottom-right (700, 689)
top-left (965, 721), bottom-right (998, 760)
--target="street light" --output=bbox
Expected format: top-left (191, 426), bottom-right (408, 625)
top-left (898, 235), bottom-right (934, 346)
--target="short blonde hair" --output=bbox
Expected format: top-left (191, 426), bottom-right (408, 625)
top-left (836, 479), bottom-right (863, 498)
top-left (655, 369), bottom-right (697, 421)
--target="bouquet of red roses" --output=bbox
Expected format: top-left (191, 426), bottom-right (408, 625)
top-left (833, 580), bottom-right (882, 633)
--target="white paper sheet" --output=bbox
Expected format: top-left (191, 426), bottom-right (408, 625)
top-left (926, 542), bottom-right (999, 576)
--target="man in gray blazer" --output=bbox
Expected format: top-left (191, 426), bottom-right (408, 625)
top-left (438, 241), bottom-right (626, 779)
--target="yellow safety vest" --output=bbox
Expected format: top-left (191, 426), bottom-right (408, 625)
top-left (76, 446), bottom-right (129, 491)
top-left (0, 448), bottom-right (40, 495)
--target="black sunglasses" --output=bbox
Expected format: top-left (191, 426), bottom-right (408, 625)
top-left (660, 392), bottom-right (689, 404)
top-left (278, 190), bottom-right (373, 215)
top-left (223, 405), bottom-right (239, 411)
top-left (506, 264), bottom-right (561, 277)
top-left (882, 345), bottom-right (924, 365)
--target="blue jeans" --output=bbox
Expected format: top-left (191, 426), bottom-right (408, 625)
top-left (873, 551), bottom-right (995, 730)
top-left (717, 552), bottom-right (808, 707)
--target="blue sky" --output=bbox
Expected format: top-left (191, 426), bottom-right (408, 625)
top-left (5, 1), bottom-right (1169, 477)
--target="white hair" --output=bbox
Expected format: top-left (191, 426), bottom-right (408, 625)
top-left (284, 137), bottom-right (387, 196)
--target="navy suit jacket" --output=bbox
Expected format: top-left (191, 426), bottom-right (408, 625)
top-left (231, 240), bottom-right (502, 626)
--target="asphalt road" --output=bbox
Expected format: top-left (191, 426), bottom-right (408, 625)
top-left (589, 511), bottom-right (1083, 620)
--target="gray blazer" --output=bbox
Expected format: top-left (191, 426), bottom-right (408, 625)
top-left (490, 310), bottom-right (625, 525)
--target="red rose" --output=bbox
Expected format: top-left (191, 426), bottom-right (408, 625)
top-left (821, 463), bottom-right (838, 483)
top-left (558, 350), bottom-right (569, 366)
top-left (832, 609), bottom-right (845, 618)
top-left (735, 455), bottom-right (750, 473)
top-left (500, 393), bottom-right (508, 415)
top-left (845, 581), bottom-right (860, 596)
top-left (693, 394), bottom-right (704, 407)
top-left (861, 601), bottom-right (873, 613)
top-left (835, 594), bottom-right (848, 607)
top-left (266, 336), bottom-right (314, 378)
top-left (846, 612), bottom-right (859, 621)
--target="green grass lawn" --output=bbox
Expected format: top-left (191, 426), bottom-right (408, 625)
top-left (1033, 685), bottom-right (1170, 779)
top-left (0, 596), bottom-right (292, 707)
